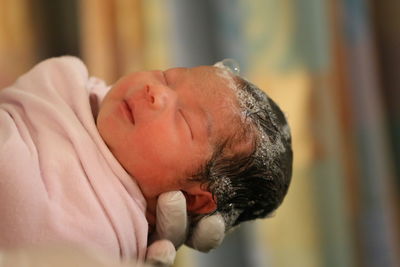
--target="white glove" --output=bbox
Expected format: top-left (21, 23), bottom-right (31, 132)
top-left (146, 240), bottom-right (176, 267)
top-left (184, 212), bottom-right (225, 252)
top-left (150, 191), bottom-right (188, 247)
top-left (146, 191), bottom-right (186, 267)
top-left (146, 191), bottom-right (226, 266)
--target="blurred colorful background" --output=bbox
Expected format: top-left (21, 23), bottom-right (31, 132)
top-left (1, 0), bottom-right (399, 266)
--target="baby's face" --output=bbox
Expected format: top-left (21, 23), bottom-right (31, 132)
top-left (97, 66), bottom-right (240, 225)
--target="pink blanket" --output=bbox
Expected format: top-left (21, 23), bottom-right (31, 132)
top-left (0, 57), bottom-right (148, 260)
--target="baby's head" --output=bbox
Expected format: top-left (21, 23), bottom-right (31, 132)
top-left (194, 61), bottom-right (293, 229)
top-left (96, 60), bottom-right (292, 230)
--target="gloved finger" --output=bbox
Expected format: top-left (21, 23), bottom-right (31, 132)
top-left (146, 239), bottom-right (176, 267)
top-left (185, 213), bottom-right (225, 252)
top-left (153, 191), bottom-right (188, 248)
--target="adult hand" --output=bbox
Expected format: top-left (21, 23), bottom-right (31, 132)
top-left (184, 211), bottom-right (225, 252)
top-left (146, 191), bottom-right (226, 266)
top-left (146, 191), bottom-right (186, 267)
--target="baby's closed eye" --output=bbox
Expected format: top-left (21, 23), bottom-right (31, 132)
top-left (178, 109), bottom-right (193, 139)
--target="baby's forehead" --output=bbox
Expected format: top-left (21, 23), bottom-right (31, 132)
top-left (165, 65), bottom-right (244, 123)
top-left (191, 66), bottom-right (240, 96)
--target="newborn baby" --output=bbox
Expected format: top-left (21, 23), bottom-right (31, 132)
top-left (0, 56), bottom-right (292, 262)
top-left (97, 59), bottom-right (293, 230)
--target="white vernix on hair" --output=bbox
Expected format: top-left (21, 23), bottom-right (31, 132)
top-left (211, 59), bottom-right (289, 229)
top-left (214, 59), bottom-right (287, 166)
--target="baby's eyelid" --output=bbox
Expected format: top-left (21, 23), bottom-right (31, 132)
top-left (179, 109), bottom-right (194, 139)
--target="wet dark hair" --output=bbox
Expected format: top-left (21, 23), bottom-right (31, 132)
top-left (192, 77), bottom-right (293, 229)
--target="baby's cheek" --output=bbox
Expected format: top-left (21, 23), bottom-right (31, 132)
top-left (97, 109), bottom-right (117, 144)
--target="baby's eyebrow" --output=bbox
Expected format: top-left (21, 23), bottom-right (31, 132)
top-left (203, 108), bottom-right (213, 138)
top-left (207, 113), bottom-right (213, 138)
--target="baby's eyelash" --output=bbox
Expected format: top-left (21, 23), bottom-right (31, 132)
top-left (162, 71), bottom-right (168, 85)
top-left (179, 109), bottom-right (193, 139)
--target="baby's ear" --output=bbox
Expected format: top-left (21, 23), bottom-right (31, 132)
top-left (184, 185), bottom-right (217, 214)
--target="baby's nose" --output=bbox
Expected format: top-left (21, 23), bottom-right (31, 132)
top-left (145, 85), bottom-right (173, 110)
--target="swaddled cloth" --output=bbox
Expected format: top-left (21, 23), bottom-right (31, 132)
top-left (0, 57), bottom-right (148, 260)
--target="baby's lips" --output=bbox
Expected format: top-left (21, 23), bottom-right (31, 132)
top-left (123, 99), bottom-right (135, 124)
top-left (127, 100), bottom-right (135, 124)
top-left (121, 100), bottom-right (135, 124)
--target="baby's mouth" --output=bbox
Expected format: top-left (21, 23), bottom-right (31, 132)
top-left (123, 100), bottom-right (135, 124)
